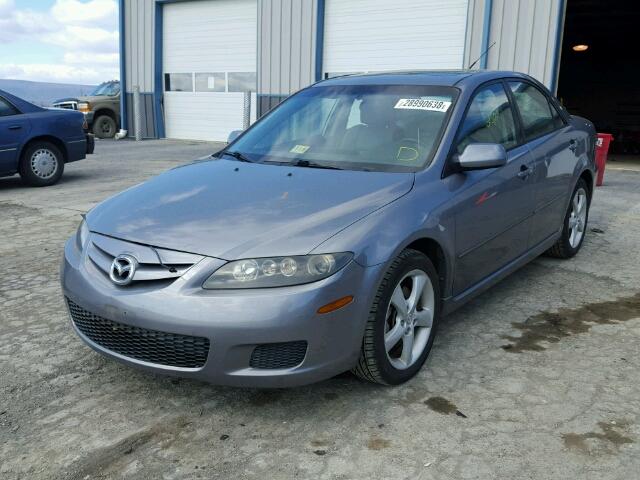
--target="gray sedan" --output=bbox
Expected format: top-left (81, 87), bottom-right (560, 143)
top-left (61, 70), bottom-right (596, 387)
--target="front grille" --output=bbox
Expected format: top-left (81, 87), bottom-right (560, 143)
top-left (67, 299), bottom-right (209, 369)
top-left (53, 101), bottom-right (77, 110)
top-left (249, 341), bottom-right (307, 369)
top-left (87, 233), bottom-right (202, 285)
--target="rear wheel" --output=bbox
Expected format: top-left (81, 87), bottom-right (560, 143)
top-left (547, 178), bottom-right (590, 258)
top-left (352, 249), bottom-right (440, 385)
top-left (19, 141), bottom-right (64, 187)
top-left (92, 115), bottom-right (116, 138)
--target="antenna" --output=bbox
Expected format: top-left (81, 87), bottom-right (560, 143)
top-left (468, 41), bottom-right (496, 70)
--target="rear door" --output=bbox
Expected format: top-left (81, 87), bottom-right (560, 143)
top-left (451, 82), bottom-right (536, 295)
top-left (507, 80), bottom-right (576, 246)
top-left (0, 96), bottom-right (31, 174)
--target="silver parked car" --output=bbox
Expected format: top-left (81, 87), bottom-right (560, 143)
top-left (61, 71), bottom-right (596, 387)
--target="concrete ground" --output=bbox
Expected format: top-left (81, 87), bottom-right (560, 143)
top-left (1, 139), bottom-right (639, 480)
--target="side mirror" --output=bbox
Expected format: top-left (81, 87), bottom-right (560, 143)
top-left (456, 143), bottom-right (507, 170)
top-left (227, 130), bottom-right (243, 143)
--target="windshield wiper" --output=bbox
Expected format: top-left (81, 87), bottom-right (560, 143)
top-left (291, 159), bottom-right (343, 170)
top-left (221, 150), bottom-right (255, 163)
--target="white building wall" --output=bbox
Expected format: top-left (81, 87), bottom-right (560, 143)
top-left (121, 0), bottom-right (567, 137)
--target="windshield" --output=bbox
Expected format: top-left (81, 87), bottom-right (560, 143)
top-left (90, 82), bottom-right (120, 96)
top-left (228, 84), bottom-right (457, 172)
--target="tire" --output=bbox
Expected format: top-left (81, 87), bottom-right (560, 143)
top-left (546, 178), bottom-right (590, 259)
top-left (19, 141), bottom-right (64, 187)
top-left (352, 249), bottom-right (441, 385)
top-left (92, 115), bottom-right (117, 138)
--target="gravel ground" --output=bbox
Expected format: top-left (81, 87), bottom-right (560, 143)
top-left (1, 139), bottom-right (639, 480)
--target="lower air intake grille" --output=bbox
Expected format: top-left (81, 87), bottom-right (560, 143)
top-left (249, 341), bottom-right (307, 369)
top-left (67, 299), bottom-right (209, 368)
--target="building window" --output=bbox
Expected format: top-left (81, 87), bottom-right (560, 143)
top-left (195, 73), bottom-right (226, 92)
top-left (228, 72), bottom-right (256, 92)
top-left (164, 73), bottom-right (193, 92)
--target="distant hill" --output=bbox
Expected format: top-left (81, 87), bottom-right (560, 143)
top-left (0, 79), bottom-right (97, 107)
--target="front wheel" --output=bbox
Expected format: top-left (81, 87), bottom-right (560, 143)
top-left (92, 115), bottom-right (117, 138)
top-left (352, 249), bottom-right (441, 385)
top-left (546, 178), bottom-right (590, 258)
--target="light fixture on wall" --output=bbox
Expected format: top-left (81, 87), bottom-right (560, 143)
top-left (572, 44), bottom-right (589, 52)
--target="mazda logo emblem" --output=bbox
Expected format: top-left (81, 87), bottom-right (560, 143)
top-left (109, 254), bottom-right (138, 286)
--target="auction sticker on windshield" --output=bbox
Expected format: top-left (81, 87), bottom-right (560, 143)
top-left (394, 98), bottom-right (451, 112)
top-left (290, 144), bottom-right (311, 154)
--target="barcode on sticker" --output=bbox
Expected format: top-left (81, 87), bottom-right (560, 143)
top-left (394, 98), bottom-right (451, 112)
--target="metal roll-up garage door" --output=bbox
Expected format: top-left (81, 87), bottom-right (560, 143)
top-left (163, 0), bottom-right (257, 141)
top-left (323, 0), bottom-right (469, 78)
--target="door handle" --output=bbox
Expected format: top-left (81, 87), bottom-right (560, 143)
top-left (568, 139), bottom-right (577, 152)
top-left (8, 125), bottom-right (22, 130)
top-left (517, 164), bottom-right (532, 179)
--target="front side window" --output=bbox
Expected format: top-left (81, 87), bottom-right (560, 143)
top-left (456, 83), bottom-right (518, 154)
top-left (228, 85), bottom-right (458, 172)
top-left (508, 81), bottom-right (563, 141)
top-left (0, 97), bottom-right (18, 117)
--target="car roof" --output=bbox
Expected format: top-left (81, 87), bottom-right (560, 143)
top-left (314, 70), bottom-right (534, 89)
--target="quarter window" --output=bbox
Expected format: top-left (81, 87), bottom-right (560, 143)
top-left (508, 81), bottom-right (564, 141)
top-left (456, 83), bottom-right (518, 154)
top-left (0, 97), bottom-right (18, 117)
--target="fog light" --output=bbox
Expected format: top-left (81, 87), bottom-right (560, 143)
top-left (317, 296), bottom-right (354, 314)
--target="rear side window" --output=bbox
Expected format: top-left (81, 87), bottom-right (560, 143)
top-left (455, 83), bottom-right (518, 154)
top-left (0, 97), bottom-right (19, 117)
top-left (508, 81), bottom-right (564, 141)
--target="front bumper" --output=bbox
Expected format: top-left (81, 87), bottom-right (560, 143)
top-left (61, 236), bottom-right (382, 387)
top-left (82, 111), bottom-right (95, 125)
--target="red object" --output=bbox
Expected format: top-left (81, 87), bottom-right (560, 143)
top-left (595, 133), bottom-right (613, 186)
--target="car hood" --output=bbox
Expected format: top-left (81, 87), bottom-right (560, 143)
top-left (86, 158), bottom-right (414, 260)
top-left (54, 95), bottom-right (115, 104)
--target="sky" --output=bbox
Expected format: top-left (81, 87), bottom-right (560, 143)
top-left (0, 0), bottom-right (118, 85)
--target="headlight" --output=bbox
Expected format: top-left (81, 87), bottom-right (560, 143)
top-left (203, 253), bottom-right (353, 289)
top-left (78, 102), bottom-right (90, 113)
top-left (76, 219), bottom-right (90, 250)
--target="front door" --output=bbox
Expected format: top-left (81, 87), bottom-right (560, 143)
top-left (449, 82), bottom-right (536, 295)
top-left (0, 96), bottom-right (30, 175)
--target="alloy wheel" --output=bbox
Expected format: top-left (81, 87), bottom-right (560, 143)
top-left (568, 187), bottom-right (587, 248)
top-left (384, 269), bottom-right (435, 370)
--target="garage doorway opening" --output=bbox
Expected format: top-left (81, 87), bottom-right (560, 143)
top-left (557, 0), bottom-right (640, 158)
